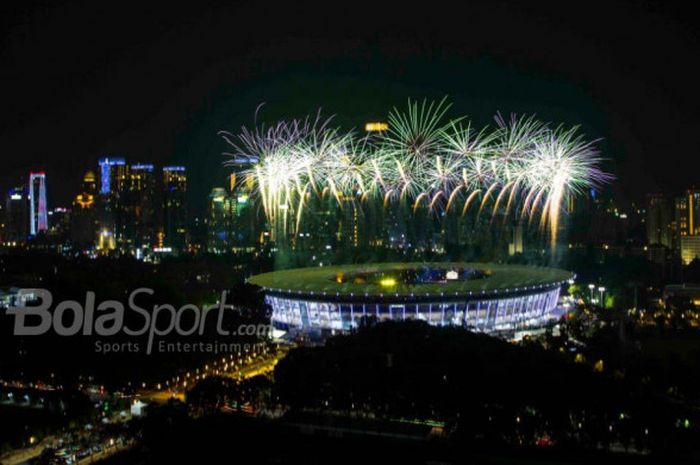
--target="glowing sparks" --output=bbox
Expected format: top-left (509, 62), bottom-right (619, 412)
top-left (221, 99), bottom-right (611, 249)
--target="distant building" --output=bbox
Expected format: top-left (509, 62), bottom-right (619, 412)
top-left (675, 189), bottom-right (700, 236)
top-left (0, 288), bottom-right (40, 308)
top-left (130, 399), bottom-right (147, 417)
top-left (187, 216), bottom-right (207, 254)
top-left (364, 122), bottom-right (389, 132)
top-left (5, 186), bottom-right (28, 244)
top-left (338, 195), bottom-right (363, 248)
top-left (96, 157), bottom-right (127, 253)
top-left (207, 187), bottom-right (235, 253)
top-left (509, 224), bottom-right (524, 256)
top-left (664, 283), bottom-right (700, 306)
top-left (120, 164), bottom-right (156, 254)
top-left (681, 235), bottom-right (700, 265)
top-left (47, 207), bottom-right (71, 242)
top-left (76, 171), bottom-right (97, 207)
top-left (645, 243), bottom-right (669, 266)
top-left (70, 170), bottom-right (99, 249)
top-left (581, 196), bottom-right (629, 246)
top-left (98, 157), bottom-right (127, 194)
top-left (673, 189), bottom-right (700, 259)
top-left (646, 193), bottom-right (671, 247)
top-left (162, 166), bottom-right (188, 252)
top-left (97, 229), bottom-right (116, 252)
top-left (228, 172), bottom-right (258, 251)
top-left (296, 193), bottom-right (340, 255)
top-left (29, 172), bottom-right (48, 236)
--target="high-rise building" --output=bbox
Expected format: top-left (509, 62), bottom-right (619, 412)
top-left (97, 229), bottom-right (116, 252)
top-left (383, 202), bottom-right (408, 249)
top-left (681, 235), bottom-right (700, 265)
top-left (338, 195), bottom-right (363, 248)
top-left (646, 193), bottom-right (671, 247)
top-left (75, 170), bottom-right (97, 208)
top-left (96, 157), bottom-right (127, 252)
top-left (29, 172), bottom-right (48, 236)
top-left (5, 187), bottom-right (28, 244)
top-left (233, 189), bottom-right (256, 247)
top-left (675, 189), bottom-right (700, 237)
top-left (47, 207), bottom-right (71, 244)
top-left (120, 164), bottom-right (156, 253)
top-left (228, 172), bottom-right (259, 250)
top-left (70, 170), bottom-right (99, 249)
top-left (98, 157), bottom-right (127, 194)
top-left (207, 187), bottom-right (235, 253)
top-left (162, 166), bottom-right (187, 251)
top-left (294, 192), bottom-right (338, 255)
top-left (674, 189), bottom-right (700, 259)
top-left (188, 216), bottom-right (207, 254)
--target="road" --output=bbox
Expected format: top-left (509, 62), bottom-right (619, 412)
top-left (137, 345), bottom-right (289, 404)
top-left (75, 441), bottom-right (134, 465)
top-left (0, 436), bottom-right (53, 465)
top-left (222, 349), bottom-right (287, 380)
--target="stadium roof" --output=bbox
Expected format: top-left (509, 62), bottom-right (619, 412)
top-left (249, 262), bottom-right (573, 297)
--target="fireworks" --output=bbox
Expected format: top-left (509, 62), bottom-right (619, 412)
top-left (221, 99), bottom-right (611, 249)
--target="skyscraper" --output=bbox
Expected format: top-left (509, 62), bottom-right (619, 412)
top-left (230, 173), bottom-right (259, 250)
top-left (96, 157), bottom-right (127, 252)
top-left (339, 195), bottom-right (363, 248)
top-left (5, 187), bottom-right (28, 244)
top-left (75, 170), bottom-right (97, 208)
top-left (162, 166), bottom-right (187, 251)
top-left (646, 193), bottom-right (671, 247)
top-left (120, 164), bottom-right (156, 253)
top-left (675, 189), bottom-right (700, 237)
top-left (98, 157), bottom-right (127, 194)
top-left (47, 207), bottom-right (70, 246)
top-left (675, 189), bottom-right (700, 259)
top-left (207, 187), bottom-right (235, 253)
top-left (70, 170), bottom-right (98, 249)
top-left (29, 172), bottom-right (48, 236)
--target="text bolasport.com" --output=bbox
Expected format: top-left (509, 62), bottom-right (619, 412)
top-left (6, 288), bottom-right (272, 355)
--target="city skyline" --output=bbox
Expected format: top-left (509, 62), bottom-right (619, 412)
top-left (3, 150), bottom-right (699, 260)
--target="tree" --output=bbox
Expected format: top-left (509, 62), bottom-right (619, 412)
top-left (186, 376), bottom-right (240, 415)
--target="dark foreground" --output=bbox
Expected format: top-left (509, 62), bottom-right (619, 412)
top-left (98, 413), bottom-right (678, 465)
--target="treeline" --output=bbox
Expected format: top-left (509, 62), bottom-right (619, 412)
top-left (273, 321), bottom-right (698, 458)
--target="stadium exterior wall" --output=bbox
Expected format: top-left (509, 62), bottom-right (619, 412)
top-left (264, 285), bottom-right (562, 337)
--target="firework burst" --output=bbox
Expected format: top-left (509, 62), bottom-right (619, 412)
top-left (222, 100), bottom-right (610, 249)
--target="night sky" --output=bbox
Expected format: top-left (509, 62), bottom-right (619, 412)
top-left (1, 1), bottom-right (698, 213)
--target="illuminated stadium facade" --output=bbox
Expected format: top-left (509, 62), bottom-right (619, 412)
top-left (249, 263), bottom-right (573, 338)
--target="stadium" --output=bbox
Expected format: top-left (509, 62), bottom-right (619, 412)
top-left (249, 263), bottom-right (573, 339)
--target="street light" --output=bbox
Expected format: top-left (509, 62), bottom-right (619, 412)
top-left (588, 284), bottom-right (595, 303)
top-left (598, 286), bottom-right (606, 306)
